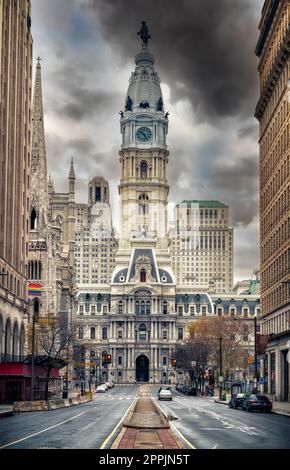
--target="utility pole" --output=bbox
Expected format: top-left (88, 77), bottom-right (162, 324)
top-left (219, 337), bottom-right (223, 401)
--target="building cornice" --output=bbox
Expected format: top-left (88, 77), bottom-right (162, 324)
top-left (255, 27), bottom-right (290, 121)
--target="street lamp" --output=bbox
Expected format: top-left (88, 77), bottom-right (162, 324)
top-left (219, 337), bottom-right (223, 401)
top-left (30, 298), bottom-right (40, 401)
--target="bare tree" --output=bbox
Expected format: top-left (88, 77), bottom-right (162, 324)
top-left (173, 342), bottom-right (208, 387)
top-left (35, 314), bottom-right (77, 400)
top-left (188, 317), bottom-right (250, 378)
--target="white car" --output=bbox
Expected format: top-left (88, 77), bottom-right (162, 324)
top-left (105, 381), bottom-right (113, 389)
top-left (101, 383), bottom-right (108, 390)
top-left (158, 387), bottom-right (173, 401)
top-left (96, 385), bottom-right (106, 393)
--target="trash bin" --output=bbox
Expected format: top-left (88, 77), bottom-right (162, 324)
top-left (222, 393), bottom-right (227, 401)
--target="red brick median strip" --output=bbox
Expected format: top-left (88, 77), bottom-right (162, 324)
top-left (117, 428), bottom-right (180, 449)
top-left (114, 385), bottom-right (182, 449)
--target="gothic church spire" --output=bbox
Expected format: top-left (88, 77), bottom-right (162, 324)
top-left (30, 57), bottom-right (48, 226)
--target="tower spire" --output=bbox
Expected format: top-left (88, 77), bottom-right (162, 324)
top-left (30, 57), bottom-right (48, 224)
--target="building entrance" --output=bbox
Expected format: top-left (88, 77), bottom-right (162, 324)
top-left (136, 355), bottom-right (149, 382)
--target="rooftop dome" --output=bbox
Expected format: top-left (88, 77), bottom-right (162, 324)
top-left (124, 42), bottom-right (164, 114)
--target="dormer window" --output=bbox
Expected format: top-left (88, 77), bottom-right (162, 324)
top-left (140, 268), bottom-right (146, 283)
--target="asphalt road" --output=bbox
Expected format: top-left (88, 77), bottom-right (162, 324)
top-left (154, 387), bottom-right (290, 449)
top-left (0, 385), bottom-right (137, 449)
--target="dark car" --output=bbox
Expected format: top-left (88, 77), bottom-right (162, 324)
top-left (228, 393), bottom-right (245, 409)
top-left (242, 394), bottom-right (272, 412)
top-left (180, 384), bottom-right (191, 395)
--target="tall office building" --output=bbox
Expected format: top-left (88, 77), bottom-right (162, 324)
top-left (75, 177), bottom-right (118, 286)
top-left (255, 0), bottom-right (290, 401)
top-left (0, 0), bottom-right (33, 360)
top-left (170, 201), bottom-right (233, 292)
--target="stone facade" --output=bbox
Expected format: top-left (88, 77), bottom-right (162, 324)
top-left (0, 0), bottom-right (33, 362)
top-left (255, 0), bottom-right (290, 401)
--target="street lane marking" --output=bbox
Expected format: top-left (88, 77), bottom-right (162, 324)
top-left (0, 411), bottom-right (88, 449)
top-left (170, 421), bottom-right (196, 450)
top-left (100, 398), bottom-right (137, 449)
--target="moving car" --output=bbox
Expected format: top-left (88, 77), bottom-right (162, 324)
top-left (158, 387), bottom-right (173, 401)
top-left (228, 393), bottom-right (246, 409)
top-left (96, 385), bottom-right (107, 393)
top-left (242, 394), bottom-right (272, 412)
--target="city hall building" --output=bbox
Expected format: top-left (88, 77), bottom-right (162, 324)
top-left (74, 28), bottom-right (260, 386)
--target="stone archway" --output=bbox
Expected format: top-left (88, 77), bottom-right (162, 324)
top-left (136, 354), bottom-right (149, 382)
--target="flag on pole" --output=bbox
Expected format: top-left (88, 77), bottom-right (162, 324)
top-left (28, 282), bottom-right (42, 296)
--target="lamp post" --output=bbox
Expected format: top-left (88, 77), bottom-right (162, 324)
top-left (30, 299), bottom-right (39, 402)
top-left (219, 337), bottom-right (223, 401)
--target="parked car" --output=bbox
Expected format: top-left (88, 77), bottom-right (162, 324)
top-left (228, 393), bottom-right (246, 409)
top-left (175, 383), bottom-right (183, 392)
top-left (105, 381), bottom-right (114, 389)
top-left (158, 387), bottom-right (173, 401)
top-left (180, 384), bottom-right (196, 395)
top-left (242, 394), bottom-right (272, 412)
top-left (96, 385), bottom-right (106, 393)
top-left (101, 383), bottom-right (108, 390)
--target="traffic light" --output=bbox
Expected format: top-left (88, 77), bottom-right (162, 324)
top-left (105, 354), bottom-right (112, 364)
top-left (171, 358), bottom-right (177, 368)
top-left (247, 356), bottom-right (254, 365)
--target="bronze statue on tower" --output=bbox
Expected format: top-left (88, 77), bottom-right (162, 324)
top-left (137, 21), bottom-right (151, 46)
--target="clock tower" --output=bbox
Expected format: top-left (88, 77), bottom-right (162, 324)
top-left (119, 25), bottom-right (170, 244)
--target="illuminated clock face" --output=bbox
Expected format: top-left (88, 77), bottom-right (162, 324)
top-left (136, 127), bottom-right (152, 142)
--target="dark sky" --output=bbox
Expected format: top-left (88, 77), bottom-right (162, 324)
top-left (32, 0), bottom-right (264, 281)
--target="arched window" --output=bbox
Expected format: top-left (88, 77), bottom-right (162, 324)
top-left (118, 301), bottom-right (123, 314)
top-left (140, 161), bottom-right (148, 178)
top-left (140, 268), bottom-right (146, 283)
top-left (138, 194), bottom-right (149, 216)
top-left (30, 208), bottom-right (37, 230)
top-left (19, 324), bottom-right (25, 357)
top-left (12, 322), bottom-right (19, 361)
top-left (5, 318), bottom-right (11, 358)
top-left (163, 302), bottom-right (168, 315)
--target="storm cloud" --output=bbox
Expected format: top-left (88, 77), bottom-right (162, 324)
top-left (85, 0), bottom-right (261, 121)
top-left (31, 0), bottom-right (263, 280)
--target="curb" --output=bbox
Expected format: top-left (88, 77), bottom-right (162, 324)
top-left (12, 397), bottom-right (92, 413)
top-left (214, 400), bottom-right (228, 405)
top-left (0, 410), bottom-right (13, 417)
